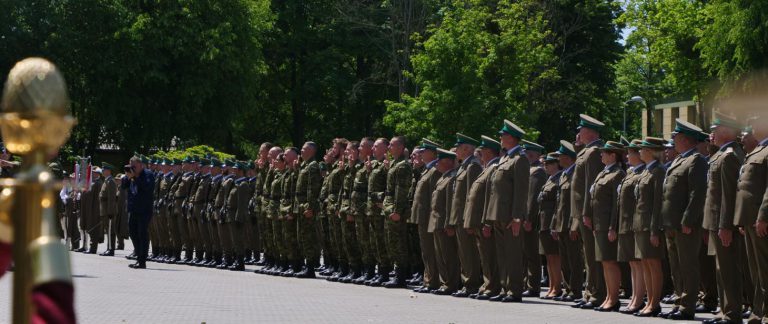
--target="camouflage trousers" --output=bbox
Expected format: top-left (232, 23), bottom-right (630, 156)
top-left (355, 213), bottom-right (375, 266)
top-left (369, 205), bottom-right (391, 269)
top-left (329, 215), bottom-right (344, 266)
top-left (385, 217), bottom-right (408, 271)
top-left (341, 213), bottom-right (360, 268)
top-left (261, 215), bottom-right (274, 259)
top-left (282, 216), bottom-right (298, 262)
top-left (299, 214), bottom-right (320, 265)
top-left (272, 218), bottom-right (284, 260)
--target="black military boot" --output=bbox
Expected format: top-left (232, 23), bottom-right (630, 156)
top-left (228, 256), bottom-right (245, 271)
top-left (327, 264), bottom-right (346, 282)
top-left (319, 260), bottom-right (336, 277)
top-left (384, 269), bottom-right (407, 288)
top-left (280, 261), bottom-right (297, 277)
top-left (216, 254), bottom-right (229, 269)
top-left (255, 254), bottom-right (266, 266)
top-left (352, 265), bottom-right (371, 285)
top-left (183, 249), bottom-right (194, 263)
top-left (340, 266), bottom-right (360, 284)
top-left (370, 267), bottom-right (390, 287)
top-left (294, 262), bottom-right (317, 279)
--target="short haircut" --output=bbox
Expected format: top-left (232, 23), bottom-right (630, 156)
top-left (348, 141), bottom-right (360, 151)
top-left (286, 147), bottom-right (300, 155)
top-left (261, 142), bottom-right (274, 150)
top-left (392, 136), bottom-right (406, 147)
top-left (376, 137), bottom-right (389, 146)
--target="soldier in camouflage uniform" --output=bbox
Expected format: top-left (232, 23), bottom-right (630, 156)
top-left (293, 142), bottom-right (323, 278)
top-left (338, 141), bottom-right (363, 283)
top-left (165, 159), bottom-right (184, 263)
top-left (251, 143), bottom-right (275, 265)
top-left (225, 162), bottom-right (251, 271)
top-left (279, 148), bottom-right (300, 276)
top-left (256, 148), bottom-right (278, 270)
top-left (264, 153), bottom-right (286, 275)
top-left (205, 158), bottom-right (224, 267)
top-left (382, 136), bottom-right (413, 288)
top-left (173, 157), bottom-right (197, 263)
top-left (365, 138), bottom-right (392, 286)
top-left (215, 160), bottom-right (237, 269)
top-left (325, 139), bottom-right (349, 281)
top-left (351, 138), bottom-right (375, 284)
top-left (406, 148), bottom-right (425, 287)
top-left (154, 159), bottom-right (175, 262)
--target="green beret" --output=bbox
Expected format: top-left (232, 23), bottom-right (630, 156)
top-left (101, 162), bottom-right (115, 171)
top-left (557, 140), bottom-right (577, 158)
top-left (140, 155), bottom-right (150, 164)
top-left (182, 156), bottom-right (194, 164)
top-left (711, 111), bottom-right (742, 130)
top-left (743, 126), bottom-right (753, 136)
top-left (200, 158), bottom-right (211, 165)
top-left (210, 158), bottom-right (221, 167)
top-left (638, 137), bottom-right (665, 150)
top-left (455, 133), bottom-right (480, 147)
top-left (437, 148), bottom-right (456, 160)
top-left (499, 119), bottom-right (526, 138)
top-left (578, 114), bottom-right (605, 131)
top-left (522, 140), bottom-right (544, 153)
top-left (479, 135), bottom-right (501, 152)
top-left (172, 158), bottom-right (182, 166)
top-left (223, 159), bottom-right (236, 168)
top-left (420, 138), bottom-right (441, 151)
top-left (672, 118), bottom-right (704, 141)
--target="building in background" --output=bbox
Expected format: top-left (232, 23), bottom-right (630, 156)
top-left (642, 100), bottom-right (712, 139)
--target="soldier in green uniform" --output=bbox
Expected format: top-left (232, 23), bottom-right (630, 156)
top-left (115, 173), bottom-right (128, 250)
top-left (165, 159), bottom-right (184, 263)
top-left (205, 158), bottom-right (224, 267)
top-left (324, 139), bottom-right (349, 280)
top-left (250, 142), bottom-right (273, 265)
top-left (522, 140), bottom-right (546, 297)
top-left (154, 159), bottom-right (175, 261)
top-left (98, 162), bottom-right (118, 256)
top-left (448, 134), bottom-right (483, 297)
top-left (191, 158), bottom-right (212, 266)
top-left (551, 141), bottom-right (584, 302)
top-left (735, 112), bottom-right (768, 324)
top-left (174, 157), bottom-right (196, 263)
top-left (659, 119), bottom-right (708, 320)
top-left (406, 148), bottom-right (425, 287)
top-left (429, 148), bottom-right (460, 295)
top-left (338, 141), bottom-right (363, 283)
top-left (215, 160), bottom-right (237, 269)
top-left (538, 153), bottom-right (562, 299)
top-left (86, 167), bottom-right (104, 254)
top-left (293, 142), bottom-right (323, 278)
top-left (465, 136), bottom-right (502, 300)
top-left (264, 152), bottom-right (286, 275)
top-left (257, 146), bottom-right (282, 270)
top-left (703, 112), bottom-right (746, 323)
top-left (226, 162), bottom-right (251, 271)
top-left (279, 147), bottom-right (300, 276)
top-left (570, 114), bottom-right (606, 310)
top-left (148, 159), bottom-right (164, 260)
top-left (382, 136), bottom-right (413, 288)
top-left (365, 138), bottom-right (392, 286)
top-left (410, 139), bottom-right (441, 293)
top-left (351, 138), bottom-right (375, 284)
top-left (587, 141), bottom-right (626, 312)
top-left (484, 120), bottom-right (529, 302)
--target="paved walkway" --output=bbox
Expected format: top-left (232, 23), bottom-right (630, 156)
top-left (1, 242), bottom-right (715, 323)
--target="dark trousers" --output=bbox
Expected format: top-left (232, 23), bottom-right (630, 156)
top-left (129, 212), bottom-right (151, 263)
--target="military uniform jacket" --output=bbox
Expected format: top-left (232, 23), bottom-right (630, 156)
top-left (324, 163), bottom-right (345, 217)
top-left (464, 157), bottom-right (499, 229)
top-left (153, 172), bottom-right (163, 213)
top-left (661, 148), bottom-right (708, 229)
top-left (280, 167), bottom-right (297, 216)
top-left (734, 142), bottom-right (768, 226)
top-left (410, 160), bottom-right (441, 226)
top-left (585, 164), bottom-right (625, 231)
top-left (88, 178), bottom-right (104, 226)
top-left (407, 165), bottom-right (425, 224)
top-left (617, 164), bottom-right (644, 234)
top-left (167, 173), bottom-right (182, 215)
top-left (227, 177), bottom-right (252, 223)
top-left (527, 162), bottom-right (547, 230)
top-left (367, 159), bottom-right (387, 216)
top-left (268, 170), bottom-right (284, 219)
top-left (294, 160), bottom-right (322, 214)
top-left (192, 174), bottom-right (212, 220)
top-left (117, 184), bottom-right (127, 221)
top-left (486, 146), bottom-right (530, 224)
top-left (634, 161), bottom-right (664, 234)
top-left (384, 157), bottom-right (413, 218)
top-left (449, 156), bottom-right (482, 227)
top-left (571, 139), bottom-right (604, 228)
top-left (429, 168), bottom-right (456, 233)
top-left (339, 162), bottom-right (361, 217)
top-left (157, 172), bottom-right (175, 217)
top-left (349, 162), bottom-right (369, 217)
top-left (259, 169), bottom-right (275, 217)
top-left (703, 142), bottom-right (745, 231)
top-left (99, 176), bottom-right (117, 217)
top-left (537, 171), bottom-right (561, 232)
top-left (174, 172), bottom-right (196, 218)
top-left (214, 175), bottom-right (235, 222)
top-left (553, 165), bottom-right (575, 232)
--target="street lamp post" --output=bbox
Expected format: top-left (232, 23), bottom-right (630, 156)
top-left (625, 96), bottom-right (645, 137)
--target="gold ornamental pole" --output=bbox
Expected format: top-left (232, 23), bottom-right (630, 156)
top-left (0, 58), bottom-right (76, 324)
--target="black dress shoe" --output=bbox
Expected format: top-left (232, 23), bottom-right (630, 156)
top-left (489, 294), bottom-right (505, 302)
top-left (696, 305), bottom-right (717, 314)
top-left (667, 310), bottom-right (694, 320)
top-left (432, 288), bottom-right (456, 296)
top-left (521, 290), bottom-right (539, 298)
top-left (579, 301), bottom-right (598, 309)
top-left (634, 307), bottom-right (661, 317)
top-left (452, 290), bottom-right (469, 298)
top-left (619, 303), bottom-right (645, 314)
top-left (571, 301), bottom-right (587, 308)
top-left (476, 294), bottom-right (492, 301)
top-left (501, 296), bottom-right (523, 303)
top-left (99, 250), bottom-right (115, 256)
top-left (742, 310), bottom-right (752, 319)
top-left (128, 262), bottom-right (146, 269)
top-left (594, 303), bottom-right (621, 312)
top-left (468, 293), bottom-right (480, 299)
top-left (561, 295), bottom-right (577, 302)
top-left (659, 307), bottom-right (679, 319)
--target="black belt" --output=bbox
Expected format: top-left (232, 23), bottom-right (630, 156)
top-left (175, 196), bottom-right (187, 200)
